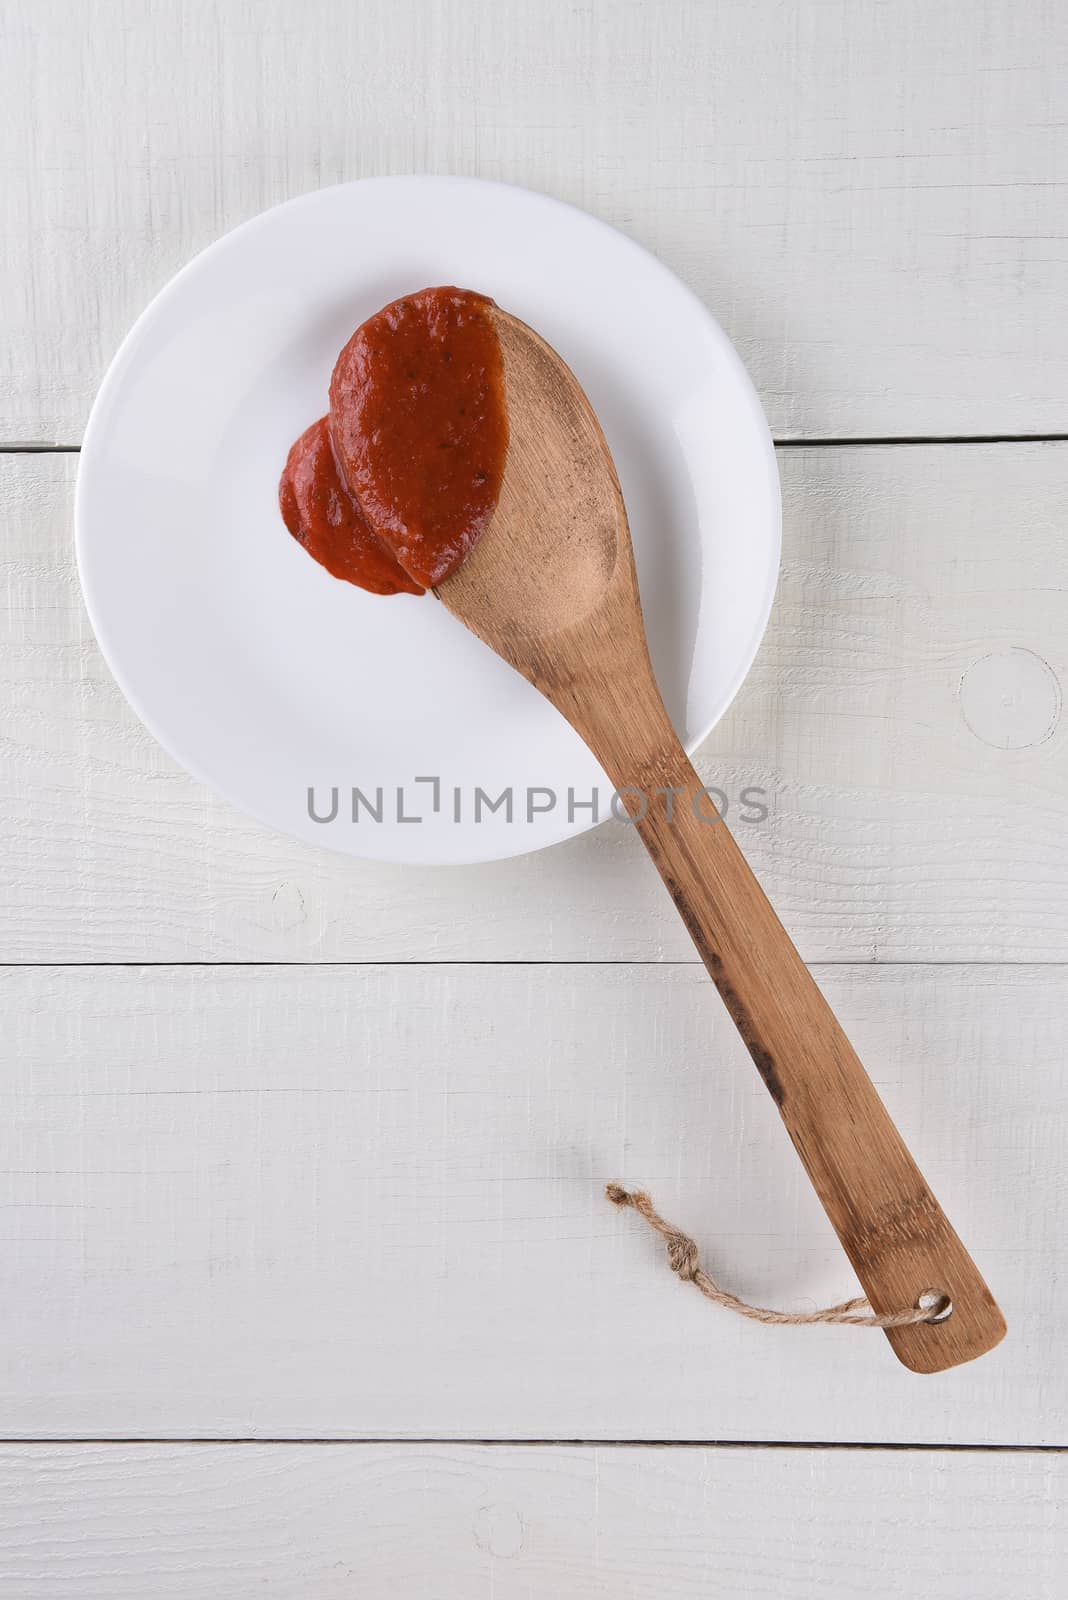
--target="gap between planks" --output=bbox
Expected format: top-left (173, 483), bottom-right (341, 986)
top-left (2, 1438), bottom-right (1065, 1452)
top-left (3, 959), bottom-right (1067, 969)
top-left (8, 434), bottom-right (1068, 453)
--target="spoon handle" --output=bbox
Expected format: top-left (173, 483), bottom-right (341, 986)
top-left (596, 726), bottom-right (1005, 1372)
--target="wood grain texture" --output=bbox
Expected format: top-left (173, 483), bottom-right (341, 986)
top-left (2, 0), bottom-right (1064, 1569)
top-left (0, 961), bottom-right (1061, 1442)
top-left (3, 0), bottom-right (1068, 444)
top-left (442, 308), bottom-right (1004, 1372)
top-left (1, 1443), bottom-right (1064, 1599)
top-left (3, 443), bottom-right (1064, 964)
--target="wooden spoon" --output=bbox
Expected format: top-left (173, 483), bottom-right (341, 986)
top-left (438, 309), bottom-right (1006, 1373)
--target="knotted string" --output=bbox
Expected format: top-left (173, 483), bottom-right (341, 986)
top-left (606, 1185), bottom-right (949, 1328)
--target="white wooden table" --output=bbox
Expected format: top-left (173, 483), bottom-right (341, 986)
top-left (2, 2), bottom-right (1066, 1593)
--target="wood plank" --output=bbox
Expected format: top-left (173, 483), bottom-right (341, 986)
top-left (0, 961), bottom-right (1061, 1443)
top-left (3, 0), bottom-right (1068, 443)
top-left (2, 444), bottom-right (1064, 963)
top-left (1, 1443), bottom-right (1064, 1599)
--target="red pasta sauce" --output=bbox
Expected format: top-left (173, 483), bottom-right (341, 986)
top-left (279, 287), bottom-right (508, 595)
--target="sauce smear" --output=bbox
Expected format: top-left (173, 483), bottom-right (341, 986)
top-left (280, 286), bottom-right (508, 595)
top-left (279, 418), bottom-right (423, 596)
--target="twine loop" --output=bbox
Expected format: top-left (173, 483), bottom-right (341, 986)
top-left (606, 1184), bottom-right (950, 1330)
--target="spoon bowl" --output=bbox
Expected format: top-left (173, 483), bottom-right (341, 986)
top-left (442, 311), bottom-right (624, 641)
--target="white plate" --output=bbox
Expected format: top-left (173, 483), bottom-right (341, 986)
top-left (76, 177), bottom-right (780, 865)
